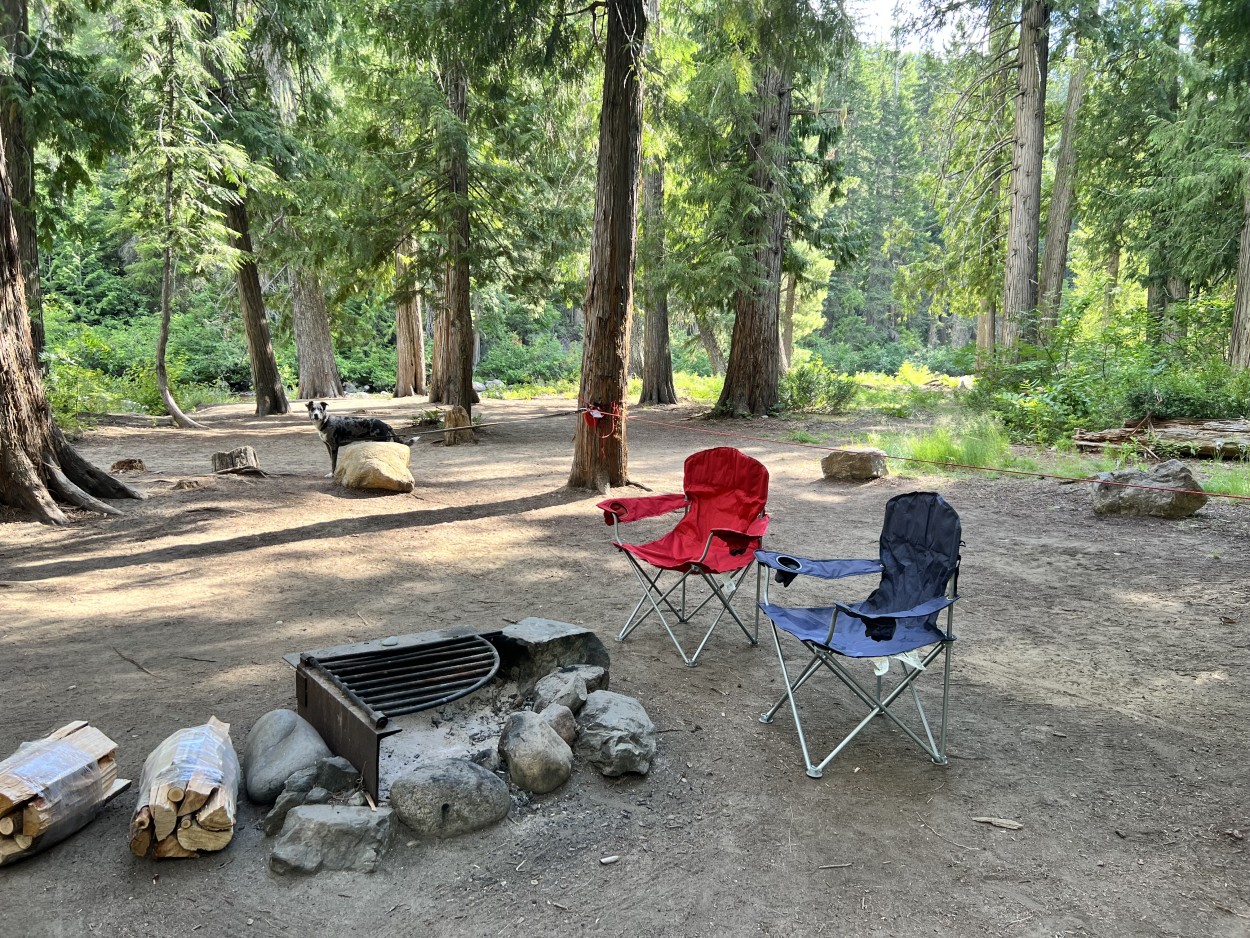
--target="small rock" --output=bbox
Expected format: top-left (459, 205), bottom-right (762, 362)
top-left (498, 711), bottom-right (573, 794)
top-left (263, 789), bottom-right (306, 836)
top-left (304, 786), bottom-right (331, 806)
top-left (563, 664), bottom-right (609, 694)
top-left (282, 765), bottom-right (318, 795)
top-left (269, 806), bottom-right (395, 874)
top-left (821, 447), bottom-right (888, 482)
top-left (347, 792), bottom-right (367, 807)
top-left (390, 759), bottom-right (511, 839)
top-left (468, 747), bottom-right (501, 773)
top-left (576, 691), bottom-right (657, 777)
top-left (242, 709), bottom-right (332, 804)
top-left (315, 756), bottom-right (361, 794)
top-left (539, 703), bottom-right (578, 745)
top-left (534, 672), bottom-right (588, 714)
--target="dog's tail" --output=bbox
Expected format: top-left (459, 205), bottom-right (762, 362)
top-left (399, 435), bottom-right (419, 447)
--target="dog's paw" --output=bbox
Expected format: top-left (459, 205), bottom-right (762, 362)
top-left (325, 472), bottom-right (334, 479)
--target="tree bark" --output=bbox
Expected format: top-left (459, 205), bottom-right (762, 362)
top-left (394, 247), bottom-right (426, 397)
top-left (429, 62), bottom-right (476, 415)
top-left (1103, 240), bottom-right (1120, 326)
top-left (569, 0), bottom-right (646, 490)
top-left (780, 271), bottom-right (798, 371)
top-left (694, 310), bottom-right (726, 375)
top-left (1230, 194), bottom-right (1250, 370)
top-left (1001, 0), bottom-right (1050, 349)
top-left (976, 296), bottom-right (996, 364)
top-left (0, 0), bottom-right (42, 365)
top-left (639, 163), bottom-right (675, 404)
top-left (0, 125), bottom-right (141, 524)
top-left (291, 270), bottom-right (343, 400)
top-left (716, 64), bottom-right (791, 416)
top-left (225, 199), bottom-right (289, 416)
top-left (1037, 57), bottom-right (1086, 340)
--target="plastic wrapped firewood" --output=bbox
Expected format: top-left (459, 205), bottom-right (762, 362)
top-left (131, 717), bottom-right (239, 860)
top-left (0, 721), bottom-right (131, 866)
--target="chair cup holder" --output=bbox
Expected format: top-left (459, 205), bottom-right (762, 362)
top-left (776, 555), bottom-right (803, 571)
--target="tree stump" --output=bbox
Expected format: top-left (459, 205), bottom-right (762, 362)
top-left (442, 406), bottom-right (475, 446)
top-left (212, 447), bottom-right (260, 473)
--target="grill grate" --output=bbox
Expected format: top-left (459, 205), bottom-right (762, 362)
top-left (300, 632), bottom-right (500, 723)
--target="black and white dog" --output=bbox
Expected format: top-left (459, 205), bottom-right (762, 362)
top-left (306, 401), bottom-right (415, 474)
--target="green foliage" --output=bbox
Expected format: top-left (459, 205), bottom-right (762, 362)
top-left (858, 415), bottom-right (1012, 477)
top-left (778, 361), bottom-right (858, 414)
top-left (1121, 363), bottom-right (1250, 421)
top-left (477, 335), bottom-right (581, 385)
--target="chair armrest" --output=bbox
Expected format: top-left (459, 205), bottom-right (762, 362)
top-left (755, 551), bottom-right (883, 584)
top-left (834, 595), bottom-right (958, 621)
top-left (710, 514), bottom-right (770, 554)
top-left (597, 493), bottom-right (687, 526)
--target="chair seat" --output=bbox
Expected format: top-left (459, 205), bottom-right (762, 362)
top-left (619, 529), bottom-right (755, 574)
top-left (759, 602), bottom-right (951, 657)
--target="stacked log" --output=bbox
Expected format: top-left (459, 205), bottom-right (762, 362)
top-left (1074, 418), bottom-right (1250, 458)
top-left (0, 721), bottom-right (131, 866)
top-left (130, 717), bottom-right (239, 860)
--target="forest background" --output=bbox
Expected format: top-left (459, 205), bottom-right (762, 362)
top-left (12, 0), bottom-right (1250, 468)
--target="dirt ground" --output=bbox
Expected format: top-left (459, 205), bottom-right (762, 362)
top-left (2, 396), bottom-right (1248, 938)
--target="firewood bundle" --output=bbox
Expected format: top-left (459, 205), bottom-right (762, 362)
top-left (130, 716), bottom-right (239, 860)
top-left (0, 721), bottom-right (131, 866)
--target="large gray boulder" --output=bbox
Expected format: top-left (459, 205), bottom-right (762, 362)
top-left (390, 758), bottom-right (511, 838)
top-left (269, 805), bottom-right (396, 874)
top-left (498, 711), bottom-right (573, 794)
top-left (497, 618), bottom-right (610, 691)
top-left (243, 709), bottom-right (332, 804)
top-left (576, 691), bottom-right (657, 777)
top-left (1092, 459), bottom-right (1208, 518)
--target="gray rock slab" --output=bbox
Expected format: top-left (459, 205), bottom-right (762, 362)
top-left (498, 618), bottom-right (611, 691)
top-left (1093, 459), bottom-right (1209, 518)
top-left (269, 805), bottom-right (396, 874)
top-left (534, 671), bottom-right (588, 714)
top-left (315, 756), bottom-right (361, 794)
top-left (243, 709), bottom-right (333, 804)
top-left (565, 664), bottom-right (609, 693)
top-left (498, 711), bottom-right (573, 794)
top-left (390, 758), bottom-right (511, 839)
top-left (263, 789), bottom-right (306, 837)
top-left (576, 691), bottom-right (657, 777)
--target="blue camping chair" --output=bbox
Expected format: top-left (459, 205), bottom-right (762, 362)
top-left (754, 492), bottom-right (962, 778)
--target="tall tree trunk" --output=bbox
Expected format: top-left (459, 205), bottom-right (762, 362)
top-left (291, 271), bottom-right (343, 400)
top-left (716, 64), bottom-right (791, 416)
top-left (156, 144), bottom-right (206, 430)
top-left (1164, 275), bottom-right (1189, 343)
top-left (1037, 57), bottom-right (1086, 340)
top-left (0, 125), bottom-right (141, 524)
top-left (780, 271), bottom-right (797, 372)
top-left (0, 0), bottom-right (42, 365)
top-left (694, 310), bottom-right (725, 375)
top-left (1146, 269), bottom-right (1166, 344)
top-left (977, 297), bottom-right (996, 364)
top-left (569, 0), bottom-right (646, 490)
top-left (1230, 194), bottom-right (1250, 370)
top-left (639, 162), bottom-right (675, 404)
top-left (429, 62), bottom-right (476, 414)
top-left (395, 246), bottom-right (425, 397)
top-left (1103, 240), bottom-right (1120, 326)
top-left (1001, 0), bottom-right (1050, 349)
top-left (225, 199), bottom-right (289, 417)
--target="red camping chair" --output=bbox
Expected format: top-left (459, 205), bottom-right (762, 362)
top-left (597, 447), bottom-right (771, 667)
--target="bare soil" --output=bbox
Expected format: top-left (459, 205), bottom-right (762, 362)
top-left (2, 397), bottom-right (1248, 938)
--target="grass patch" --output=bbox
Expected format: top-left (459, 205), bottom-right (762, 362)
top-left (855, 415), bottom-right (1012, 477)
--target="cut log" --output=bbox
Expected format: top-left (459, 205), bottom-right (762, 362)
top-left (0, 813), bottom-right (15, 836)
top-left (13, 833), bottom-right (32, 850)
top-left (178, 773), bottom-right (215, 815)
top-left (1074, 418), bottom-right (1250, 459)
top-left (196, 785), bottom-right (236, 832)
top-left (150, 781), bottom-right (181, 841)
top-left (129, 806), bottom-right (153, 858)
top-left (441, 405), bottom-right (475, 446)
top-left (152, 835), bottom-right (199, 860)
top-left (176, 821), bottom-right (233, 853)
top-left (0, 838), bottom-right (24, 862)
top-left (212, 446), bottom-right (260, 472)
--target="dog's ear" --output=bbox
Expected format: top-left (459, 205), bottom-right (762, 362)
top-left (305, 401), bottom-right (314, 411)
top-left (319, 401), bottom-right (328, 409)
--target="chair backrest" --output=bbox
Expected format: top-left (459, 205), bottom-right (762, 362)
top-left (861, 491), bottom-right (961, 616)
top-left (680, 447), bottom-right (769, 533)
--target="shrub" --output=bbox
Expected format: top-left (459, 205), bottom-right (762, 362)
top-left (779, 361), bottom-right (858, 414)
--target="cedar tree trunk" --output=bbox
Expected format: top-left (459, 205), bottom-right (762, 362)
top-left (225, 199), bottom-right (289, 416)
top-left (395, 247), bottom-right (426, 397)
top-left (291, 270), bottom-right (343, 399)
top-left (1001, 0), bottom-right (1049, 348)
top-left (1036, 57), bottom-right (1086, 339)
top-left (1230, 194), bottom-right (1250, 370)
top-left (716, 65), bottom-right (791, 416)
top-left (1103, 240), bottom-right (1120, 326)
top-left (694, 309), bottom-right (725, 375)
top-left (429, 63), bottom-right (475, 415)
top-left (639, 163), bottom-right (675, 405)
top-left (0, 125), bottom-right (142, 524)
top-left (780, 270), bottom-right (797, 371)
top-left (569, 0), bottom-right (646, 490)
